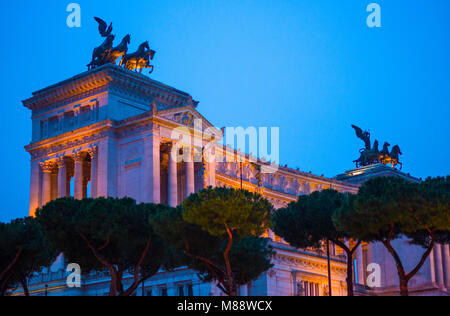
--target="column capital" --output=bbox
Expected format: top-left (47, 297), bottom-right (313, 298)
top-left (56, 157), bottom-right (66, 168)
top-left (165, 140), bottom-right (179, 151)
top-left (40, 161), bottom-right (55, 173)
top-left (86, 146), bottom-right (98, 157)
top-left (72, 151), bottom-right (85, 163)
top-left (186, 146), bottom-right (195, 161)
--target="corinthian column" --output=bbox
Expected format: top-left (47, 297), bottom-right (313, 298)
top-left (443, 245), bottom-right (450, 289)
top-left (73, 152), bottom-right (84, 200)
top-left (434, 244), bottom-right (445, 288)
top-left (41, 162), bottom-right (53, 206)
top-left (200, 148), bottom-right (209, 189)
top-left (143, 133), bottom-right (161, 204)
top-left (356, 244), bottom-right (365, 285)
top-left (88, 147), bottom-right (98, 198)
top-left (168, 142), bottom-right (178, 207)
top-left (57, 157), bottom-right (67, 198)
top-left (186, 147), bottom-right (195, 197)
top-left (208, 147), bottom-right (216, 187)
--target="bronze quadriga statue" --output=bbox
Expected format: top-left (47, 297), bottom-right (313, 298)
top-left (351, 125), bottom-right (402, 169)
top-left (87, 17), bottom-right (156, 74)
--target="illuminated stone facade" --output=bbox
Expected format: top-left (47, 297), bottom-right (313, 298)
top-left (21, 64), bottom-right (448, 296)
top-left (338, 164), bottom-right (450, 296)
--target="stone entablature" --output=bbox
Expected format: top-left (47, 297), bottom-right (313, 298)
top-left (23, 64), bottom-right (199, 143)
top-left (214, 146), bottom-right (358, 207)
top-left (23, 63), bottom-right (197, 112)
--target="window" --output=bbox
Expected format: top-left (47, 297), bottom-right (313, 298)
top-left (302, 281), bottom-right (320, 296)
top-left (64, 111), bottom-right (75, 131)
top-left (40, 120), bottom-right (47, 139)
top-left (178, 285), bottom-right (184, 297)
top-left (79, 105), bottom-right (91, 125)
top-left (145, 289), bottom-right (152, 296)
top-left (160, 288), bottom-right (168, 296)
top-left (48, 116), bottom-right (60, 136)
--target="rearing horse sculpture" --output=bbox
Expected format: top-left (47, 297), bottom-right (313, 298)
top-left (381, 145), bottom-right (402, 169)
top-left (121, 41), bottom-right (155, 73)
top-left (136, 48), bottom-right (156, 73)
top-left (351, 125), bottom-right (404, 169)
top-left (105, 34), bottom-right (131, 65)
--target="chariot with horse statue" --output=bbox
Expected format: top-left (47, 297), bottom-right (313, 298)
top-left (351, 125), bottom-right (403, 169)
top-left (87, 17), bottom-right (156, 74)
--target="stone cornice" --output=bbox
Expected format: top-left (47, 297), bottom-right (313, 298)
top-left (213, 144), bottom-right (359, 192)
top-left (216, 163), bottom-right (357, 201)
top-left (215, 172), bottom-right (296, 206)
top-left (23, 64), bottom-right (198, 112)
top-left (26, 127), bottom-right (112, 161)
top-left (273, 252), bottom-right (347, 276)
top-left (25, 117), bottom-right (118, 161)
top-left (337, 163), bottom-right (420, 184)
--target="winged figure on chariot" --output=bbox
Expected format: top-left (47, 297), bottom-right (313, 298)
top-left (351, 125), bottom-right (402, 169)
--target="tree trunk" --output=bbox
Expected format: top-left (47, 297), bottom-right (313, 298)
top-left (109, 269), bottom-right (118, 296)
top-left (116, 269), bottom-right (124, 296)
top-left (121, 240), bottom-right (152, 297)
top-left (382, 233), bottom-right (435, 297)
top-left (78, 233), bottom-right (118, 296)
top-left (333, 239), bottom-right (360, 297)
top-left (326, 239), bottom-right (332, 297)
top-left (382, 239), bottom-right (409, 296)
top-left (399, 276), bottom-right (409, 297)
top-left (20, 277), bottom-right (30, 297)
top-left (184, 250), bottom-right (229, 295)
top-left (0, 248), bottom-right (22, 287)
top-left (0, 270), bottom-right (13, 296)
top-left (224, 227), bottom-right (235, 296)
top-left (345, 255), bottom-right (354, 297)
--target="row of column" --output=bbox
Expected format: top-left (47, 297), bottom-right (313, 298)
top-left (167, 142), bottom-right (210, 207)
top-left (431, 243), bottom-right (450, 289)
top-left (40, 148), bottom-right (97, 206)
top-left (40, 139), bottom-right (214, 208)
top-left (144, 135), bottom-right (215, 208)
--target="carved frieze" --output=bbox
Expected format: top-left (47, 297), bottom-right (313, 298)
top-left (28, 130), bottom-right (110, 160)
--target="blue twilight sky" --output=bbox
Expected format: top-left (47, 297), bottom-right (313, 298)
top-left (0, 0), bottom-right (449, 221)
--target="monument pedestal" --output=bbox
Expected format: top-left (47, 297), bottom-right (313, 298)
top-left (336, 163), bottom-right (420, 185)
